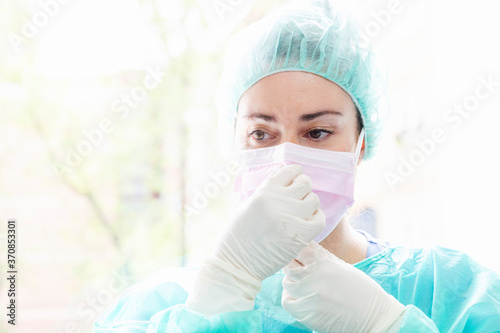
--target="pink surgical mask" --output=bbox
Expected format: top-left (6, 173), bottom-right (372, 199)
top-left (233, 130), bottom-right (364, 242)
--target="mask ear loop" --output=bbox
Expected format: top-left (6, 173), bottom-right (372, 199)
top-left (354, 129), bottom-right (365, 164)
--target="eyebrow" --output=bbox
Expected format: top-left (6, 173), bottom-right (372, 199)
top-left (243, 110), bottom-right (343, 122)
top-left (243, 112), bottom-right (277, 122)
top-left (299, 110), bottom-right (343, 122)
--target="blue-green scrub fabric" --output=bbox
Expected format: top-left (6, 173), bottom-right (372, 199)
top-left (94, 246), bottom-right (500, 332)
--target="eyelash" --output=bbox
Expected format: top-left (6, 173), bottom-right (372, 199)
top-left (307, 129), bottom-right (333, 139)
top-left (248, 129), bottom-right (334, 141)
top-left (248, 130), bottom-right (270, 140)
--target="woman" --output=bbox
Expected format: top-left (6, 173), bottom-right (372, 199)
top-left (94, 0), bottom-right (500, 332)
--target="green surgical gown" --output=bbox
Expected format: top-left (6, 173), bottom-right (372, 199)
top-left (94, 246), bottom-right (500, 332)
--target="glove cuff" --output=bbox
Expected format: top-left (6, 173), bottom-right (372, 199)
top-left (370, 296), bottom-right (406, 333)
top-left (185, 258), bottom-right (262, 317)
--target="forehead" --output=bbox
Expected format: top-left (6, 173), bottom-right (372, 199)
top-left (237, 71), bottom-right (357, 119)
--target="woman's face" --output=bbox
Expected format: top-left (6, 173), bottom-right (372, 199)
top-left (235, 71), bottom-right (364, 160)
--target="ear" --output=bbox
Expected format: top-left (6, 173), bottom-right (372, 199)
top-left (357, 138), bottom-right (365, 166)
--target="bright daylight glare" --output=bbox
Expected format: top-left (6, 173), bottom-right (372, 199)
top-left (1, 0), bottom-right (499, 331)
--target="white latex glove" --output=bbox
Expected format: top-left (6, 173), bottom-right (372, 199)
top-left (186, 165), bottom-right (326, 316)
top-left (282, 242), bottom-right (406, 333)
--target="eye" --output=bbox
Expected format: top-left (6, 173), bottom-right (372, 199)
top-left (308, 129), bottom-right (332, 139)
top-left (250, 130), bottom-right (268, 141)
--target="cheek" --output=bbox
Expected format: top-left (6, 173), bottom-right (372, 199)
top-left (329, 141), bottom-right (351, 153)
top-left (344, 136), bottom-right (359, 153)
top-left (321, 135), bottom-right (356, 153)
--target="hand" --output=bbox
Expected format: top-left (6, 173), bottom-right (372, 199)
top-left (282, 242), bottom-right (405, 333)
top-left (186, 165), bottom-right (325, 316)
top-left (214, 164), bottom-right (326, 281)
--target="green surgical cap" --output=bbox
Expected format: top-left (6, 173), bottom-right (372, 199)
top-left (215, 0), bottom-right (388, 159)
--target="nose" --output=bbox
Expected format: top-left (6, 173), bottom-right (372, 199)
top-left (280, 132), bottom-right (300, 145)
